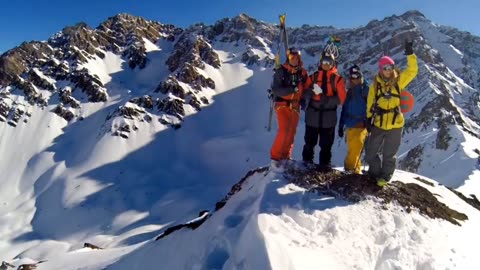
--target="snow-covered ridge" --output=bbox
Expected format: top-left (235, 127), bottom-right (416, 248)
top-left (9, 164), bottom-right (478, 270)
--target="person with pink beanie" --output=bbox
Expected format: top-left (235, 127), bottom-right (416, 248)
top-left (365, 40), bottom-right (418, 187)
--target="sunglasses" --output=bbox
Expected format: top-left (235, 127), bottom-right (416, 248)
top-left (382, 64), bottom-right (394, 71)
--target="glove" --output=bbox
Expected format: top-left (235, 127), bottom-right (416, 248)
top-left (405, 40), bottom-right (414, 55)
top-left (365, 117), bottom-right (373, 132)
top-left (338, 127), bottom-right (344, 138)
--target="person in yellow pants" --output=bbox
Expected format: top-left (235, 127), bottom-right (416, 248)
top-left (338, 65), bottom-right (369, 174)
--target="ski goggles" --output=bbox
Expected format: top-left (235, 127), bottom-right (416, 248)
top-left (382, 64), bottom-right (394, 71)
top-left (287, 48), bottom-right (301, 60)
top-left (350, 67), bottom-right (360, 73)
top-left (350, 73), bottom-right (362, 79)
top-left (321, 59), bottom-right (333, 66)
top-left (288, 53), bottom-right (300, 61)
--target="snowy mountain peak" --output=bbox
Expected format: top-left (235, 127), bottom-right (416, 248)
top-left (398, 10), bottom-right (427, 20)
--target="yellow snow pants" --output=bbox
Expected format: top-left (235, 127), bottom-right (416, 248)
top-left (344, 128), bottom-right (368, 174)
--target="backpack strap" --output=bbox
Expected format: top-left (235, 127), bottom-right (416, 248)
top-left (372, 80), bottom-right (402, 127)
top-left (330, 73), bottom-right (338, 96)
top-left (312, 71), bottom-right (319, 86)
top-left (313, 71), bottom-right (339, 97)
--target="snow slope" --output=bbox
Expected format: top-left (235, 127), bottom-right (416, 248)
top-left (12, 168), bottom-right (479, 270)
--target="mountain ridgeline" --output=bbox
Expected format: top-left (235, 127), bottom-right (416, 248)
top-left (0, 10), bottom-right (479, 182)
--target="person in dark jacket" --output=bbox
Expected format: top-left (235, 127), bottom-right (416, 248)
top-left (270, 47), bottom-right (311, 169)
top-left (302, 52), bottom-right (346, 170)
top-left (338, 65), bottom-right (369, 174)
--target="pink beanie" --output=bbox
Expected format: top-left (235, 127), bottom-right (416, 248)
top-left (379, 56), bottom-right (395, 70)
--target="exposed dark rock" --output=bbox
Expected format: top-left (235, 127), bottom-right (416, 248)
top-left (119, 104), bottom-right (145, 119)
top-left (59, 87), bottom-right (80, 108)
top-left (1, 261), bottom-right (15, 269)
top-left (200, 96), bottom-right (209, 105)
top-left (123, 33), bottom-right (148, 69)
top-left (0, 100), bottom-right (10, 121)
top-left (177, 63), bottom-right (215, 91)
top-left (215, 166), bottom-right (269, 211)
top-left (446, 187), bottom-right (480, 212)
top-left (0, 41), bottom-right (53, 87)
top-left (53, 104), bottom-right (74, 121)
top-left (16, 260), bottom-right (47, 270)
top-left (166, 34), bottom-right (220, 72)
top-left (144, 114), bottom-right (152, 122)
top-left (12, 78), bottom-right (37, 99)
top-left (188, 95), bottom-right (202, 111)
top-left (155, 166), bottom-right (269, 241)
top-left (436, 121), bottom-right (452, 150)
top-left (119, 124), bottom-right (131, 133)
top-left (69, 69), bottom-right (107, 102)
top-left (155, 76), bottom-right (186, 98)
top-left (130, 95), bottom-right (153, 110)
top-left (27, 69), bottom-right (55, 90)
top-left (399, 144), bottom-right (424, 172)
top-left (213, 14), bottom-right (276, 49)
top-left (413, 176), bottom-right (435, 187)
top-left (10, 107), bottom-right (25, 125)
top-left (84, 242), bottom-right (103, 250)
top-left (285, 164), bottom-right (468, 226)
top-left (241, 50), bottom-right (260, 65)
top-left (157, 98), bottom-right (185, 117)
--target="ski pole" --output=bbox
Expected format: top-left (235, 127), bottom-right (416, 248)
top-left (267, 89), bottom-right (274, 132)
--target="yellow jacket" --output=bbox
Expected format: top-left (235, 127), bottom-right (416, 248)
top-left (367, 54), bottom-right (418, 130)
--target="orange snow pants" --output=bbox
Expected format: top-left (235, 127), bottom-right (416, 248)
top-left (270, 103), bottom-right (300, 161)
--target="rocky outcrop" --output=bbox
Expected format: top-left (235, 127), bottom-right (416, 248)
top-left (53, 104), bottom-right (74, 121)
top-left (241, 48), bottom-right (260, 66)
top-left (0, 100), bottom-right (10, 122)
top-left (177, 63), bottom-right (215, 91)
top-left (59, 87), bottom-right (80, 108)
top-left (118, 103), bottom-right (145, 120)
top-left (166, 33), bottom-right (220, 72)
top-left (27, 69), bottom-right (55, 91)
top-left (157, 98), bottom-right (184, 118)
top-left (211, 14), bottom-right (276, 49)
top-left (130, 95), bottom-right (154, 110)
top-left (284, 163), bottom-right (470, 226)
top-left (399, 144), bottom-right (424, 172)
top-left (155, 76), bottom-right (186, 98)
top-left (69, 69), bottom-right (107, 102)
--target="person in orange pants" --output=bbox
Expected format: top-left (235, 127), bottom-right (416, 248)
top-left (338, 65), bottom-right (369, 174)
top-left (270, 47), bottom-right (310, 169)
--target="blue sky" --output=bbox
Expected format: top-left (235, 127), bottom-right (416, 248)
top-left (1, 0), bottom-right (479, 53)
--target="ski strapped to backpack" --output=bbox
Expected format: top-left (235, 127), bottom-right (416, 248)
top-left (274, 14), bottom-right (288, 70)
top-left (268, 14), bottom-right (289, 132)
top-left (323, 35), bottom-right (341, 59)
